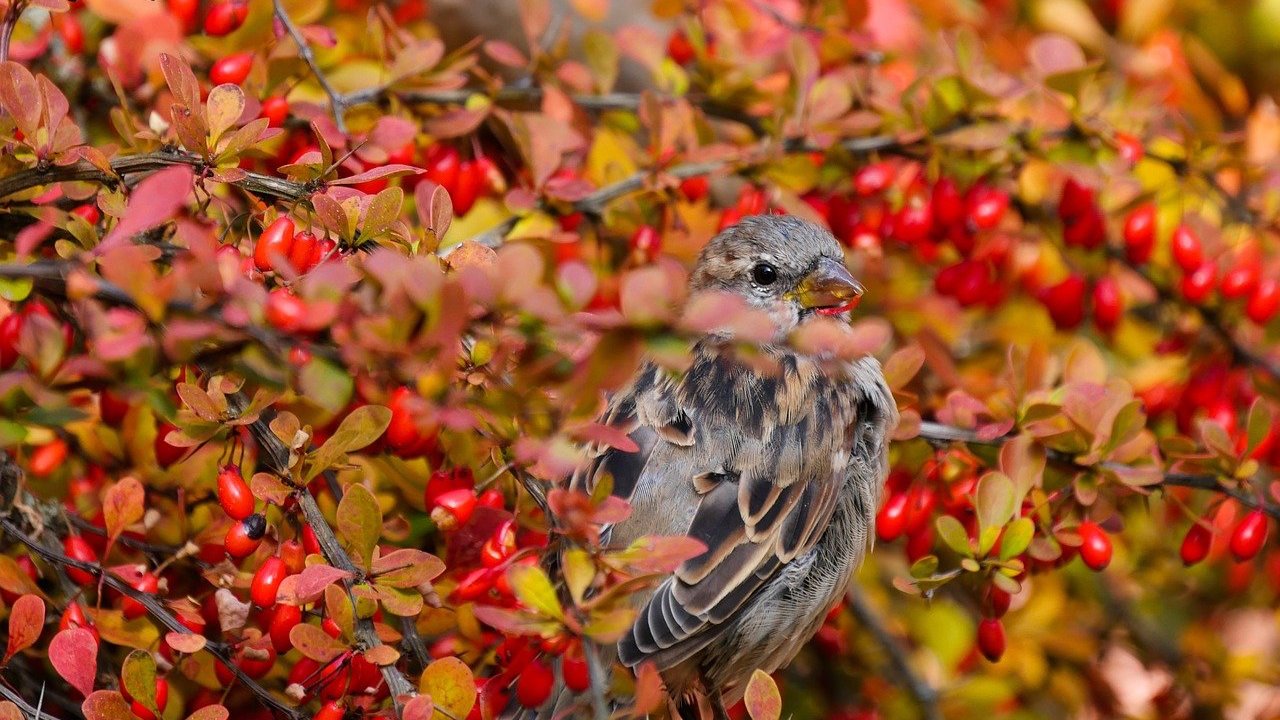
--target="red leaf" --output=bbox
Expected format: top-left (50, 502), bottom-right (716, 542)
top-left (80, 690), bottom-right (131, 720)
top-left (99, 165), bottom-right (194, 252)
top-left (292, 564), bottom-right (353, 602)
top-left (103, 476), bottom-right (145, 540)
top-left (569, 422), bottom-right (639, 453)
top-left (744, 669), bottom-right (781, 720)
top-left (3, 594), bottom-right (45, 663)
top-left (50, 627), bottom-right (98, 697)
top-left (330, 163), bottom-right (423, 186)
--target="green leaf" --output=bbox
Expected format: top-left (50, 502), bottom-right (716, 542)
top-left (999, 517), bottom-right (1035, 561)
top-left (506, 564), bottom-right (563, 620)
top-left (0, 276), bottom-right (33, 302)
top-left (935, 515), bottom-right (973, 557)
top-left (562, 547), bottom-right (595, 606)
top-left (1246, 399), bottom-right (1273, 456)
top-left (306, 404), bottom-right (392, 481)
top-left (361, 186), bottom-right (403, 239)
top-left (336, 483), bottom-right (382, 571)
top-left (121, 651), bottom-right (158, 716)
top-left (299, 358), bottom-right (354, 414)
top-left (975, 472), bottom-right (1016, 534)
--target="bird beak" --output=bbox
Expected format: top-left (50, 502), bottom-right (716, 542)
top-left (791, 257), bottom-right (864, 314)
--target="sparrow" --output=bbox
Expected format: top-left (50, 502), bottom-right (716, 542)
top-left (564, 214), bottom-right (899, 718)
top-left (514, 213), bottom-right (896, 717)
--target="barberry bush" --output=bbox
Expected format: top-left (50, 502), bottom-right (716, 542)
top-left (0, 0), bottom-right (1278, 719)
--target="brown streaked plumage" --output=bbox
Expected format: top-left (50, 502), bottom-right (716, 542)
top-left (528, 215), bottom-right (897, 719)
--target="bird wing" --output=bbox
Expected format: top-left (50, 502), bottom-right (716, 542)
top-left (576, 343), bottom-right (884, 672)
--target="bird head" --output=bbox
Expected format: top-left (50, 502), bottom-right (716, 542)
top-left (689, 214), bottom-right (864, 333)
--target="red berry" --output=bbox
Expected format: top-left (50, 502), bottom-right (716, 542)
top-left (0, 312), bottom-right (22, 369)
top-left (1230, 509), bottom-right (1268, 561)
top-left (251, 556), bottom-right (287, 607)
top-left (1122, 204), bottom-right (1156, 264)
top-left (267, 603), bottom-right (302, 653)
top-left (1220, 264), bottom-right (1259, 300)
top-left (679, 175), bottom-right (710, 202)
top-left (516, 660), bottom-right (554, 708)
top-left (892, 200), bottom-right (932, 245)
top-left (265, 289), bottom-right (307, 333)
top-left (875, 492), bottom-right (909, 542)
top-left (203, 2), bottom-right (247, 36)
top-left (154, 421), bottom-right (185, 468)
top-left (477, 487), bottom-right (505, 509)
top-left (666, 30), bottom-right (695, 64)
top-left (260, 96), bottom-right (289, 128)
top-left (1180, 522), bottom-right (1211, 566)
top-left (168, 0), bottom-right (199, 32)
top-left (854, 162), bottom-right (893, 196)
top-left (430, 488), bottom-right (477, 531)
top-left (1247, 279), bottom-right (1280, 324)
top-left (1058, 178), bottom-right (1095, 221)
top-left (1092, 275), bottom-right (1123, 332)
top-left (424, 468), bottom-right (475, 508)
top-left (121, 572), bottom-right (158, 620)
top-left (976, 618), bottom-right (1006, 662)
top-left (452, 159), bottom-right (483, 216)
top-left (254, 216), bottom-right (296, 273)
top-left (1179, 263), bottom-right (1216, 303)
top-left (1039, 274), bottom-right (1087, 329)
top-left (72, 203), bottom-right (101, 225)
top-left (965, 185), bottom-right (1008, 231)
top-left (286, 230), bottom-right (319, 274)
top-left (225, 513), bottom-right (267, 560)
top-left (63, 535), bottom-right (98, 585)
top-left (126, 677), bottom-right (169, 720)
top-left (53, 14), bottom-right (84, 54)
top-left (1077, 521), bottom-right (1112, 571)
top-left (987, 587), bottom-right (1011, 618)
top-left (1063, 207), bottom-right (1106, 250)
top-left (217, 464), bottom-right (254, 520)
top-left (424, 144), bottom-right (461, 194)
top-left (903, 486), bottom-right (937, 536)
top-left (1115, 132), bottom-right (1144, 164)
top-left (313, 701), bottom-right (345, 720)
top-left (29, 438), bottom-right (69, 478)
top-left (210, 52), bottom-right (254, 86)
top-left (1171, 224), bottom-right (1204, 272)
top-left (562, 653), bottom-right (590, 692)
top-left (630, 225), bottom-right (661, 261)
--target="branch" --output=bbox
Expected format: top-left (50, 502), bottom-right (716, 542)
top-left (273, 0), bottom-right (348, 134)
top-left (844, 586), bottom-right (943, 720)
top-left (914, 421), bottom-right (1280, 521)
top-left (0, 150), bottom-right (307, 201)
top-left (0, 682), bottom-right (64, 720)
top-left (223, 391), bottom-right (419, 707)
top-left (0, 458), bottom-right (305, 720)
top-left (0, 0), bottom-right (25, 64)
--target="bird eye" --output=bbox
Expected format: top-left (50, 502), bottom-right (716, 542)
top-left (751, 263), bottom-right (778, 286)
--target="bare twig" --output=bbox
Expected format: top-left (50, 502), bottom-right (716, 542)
top-left (0, 0), bottom-right (26, 64)
top-left (845, 586), bottom-right (943, 720)
top-left (0, 681), bottom-right (65, 720)
top-left (273, 0), bottom-right (348, 134)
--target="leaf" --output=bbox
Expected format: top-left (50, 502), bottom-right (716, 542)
top-left (506, 564), bottom-right (563, 620)
top-left (360, 186), bottom-right (404, 238)
top-left (1000, 517), bottom-right (1036, 561)
top-left (882, 344), bottom-right (926, 390)
top-left (613, 535), bottom-right (707, 574)
top-left (176, 383), bottom-right (221, 422)
top-left (0, 701), bottom-right (22, 720)
top-left (415, 180), bottom-right (453, 240)
top-left (165, 632), bottom-right (207, 654)
top-left (299, 358), bottom-right (354, 415)
top-left (401, 695), bottom-right (435, 720)
top-left (471, 606), bottom-right (561, 636)
top-left (121, 651), bottom-right (158, 716)
top-left (205, 84), bottom-right (246, 145)
top-left (744, 669), bottom-right (782, 720)
top-left (289, 623), bottom-right (348, 663)
top-left (934, 516), bottom-right (973, 557)
top-left (975, 472), bottom-right (1016, 534)
top-left (185, 706), bottom-right (230, 720)
top-left (418, 657), bottom-right (477, 719)
top-left (363, 644), bottom-right (400, 666)
top-left (50, 627), bottom-right (98, 697)
top-left (562, 547), bottom-right (595, 606)
top-left (80, 691), bottom-right (132, 720)
top-left (99, 165), bottom-right (194, 252)
top-left (103, 476), bottom-right (145, 540)
top-left (249, 472), bottom-right (293, 506)
top-left (331, 164), bottom-right (421, 187)
top-left (306, 405), bottom-right (392, 481)
top-left (336, 483), bottom-right (382, 571)
top-left (582, 606), bottom-right (635, 643)
top-left (370, 548), bottom-right (445, 588)
top-left (3, 594), bottom-right (45, 664)
top-left (0, 556), bottom-right (41, 597)
top-left (292, 564), bottom-right (354, 603)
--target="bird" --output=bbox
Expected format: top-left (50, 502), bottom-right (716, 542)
top-left (533, 214), bottom-right (897, 719)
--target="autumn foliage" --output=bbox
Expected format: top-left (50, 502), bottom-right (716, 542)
top-left (1, 0), bottom-right (1280, 719)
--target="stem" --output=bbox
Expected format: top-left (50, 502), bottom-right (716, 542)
top-left (844, 586), bottom-right (943, 720)
top-left (272, 0), bottom-right (348, 134)
top-left (0, 1), bottom-right (25, 64)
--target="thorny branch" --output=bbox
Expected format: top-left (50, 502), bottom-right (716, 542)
top-left (0, 457), bottom-right (307, 720)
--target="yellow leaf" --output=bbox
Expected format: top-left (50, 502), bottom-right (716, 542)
top-left (419, 657), bottom-right (477, 719)
top-left (507, 565), bottom-right (563, 620)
